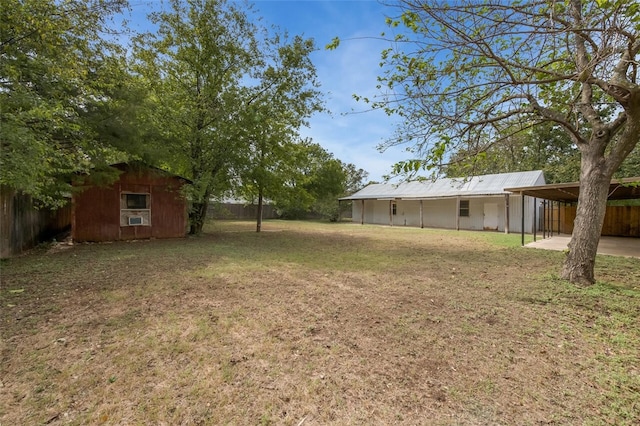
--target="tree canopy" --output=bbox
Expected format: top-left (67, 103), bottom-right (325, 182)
top-left (267, 141), bottom-right (368, 221)
top-left (0, 0), bottom-right (142, 206)
top-left (351, 0), bottom-right (640, 284)
top-left (233, 33), bottom-right (325, 231)
top-left (132, 0), bottom-right (325, 234)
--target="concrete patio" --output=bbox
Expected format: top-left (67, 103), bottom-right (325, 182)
top-left (526, 234), bottom-right (640, 258)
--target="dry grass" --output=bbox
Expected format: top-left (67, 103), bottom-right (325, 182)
top-left (1, 220), bottom-right (639, 425)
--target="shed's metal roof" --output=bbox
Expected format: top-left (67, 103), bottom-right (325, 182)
top-left (341, 170), bottom-right (545, 200)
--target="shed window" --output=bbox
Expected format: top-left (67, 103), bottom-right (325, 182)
top-left (121, 193), bottom-right (151, 226)
top-left (392, 202), bottom-right (397, 215)
top-left (126, 194), bottom-right (149, 209)
top-left (459, 200), bottom-right (470, 217)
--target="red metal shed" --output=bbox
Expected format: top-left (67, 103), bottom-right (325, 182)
top-left (72, 163), bottom-right (190, 242)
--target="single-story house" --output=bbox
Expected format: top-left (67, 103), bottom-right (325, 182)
top-left (72, 162), bottom-right (190, 242)
top-left (340, 170), bottom-right (546, 233)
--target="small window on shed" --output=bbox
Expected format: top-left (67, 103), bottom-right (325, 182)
top-left (120, 193), bottom-right (151, 226)
top-left (126, 193), bottom-right (149, 209)
top-left (459, 200), bottom-right (470, 217)
top-left (392, 202), bottom-right (397, 215)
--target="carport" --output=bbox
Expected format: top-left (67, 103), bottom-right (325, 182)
top-left (505, 177), bottom-right (640, 247)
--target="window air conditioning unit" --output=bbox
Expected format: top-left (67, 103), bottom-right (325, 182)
top-left (128, 216), bottom-right (143, 226)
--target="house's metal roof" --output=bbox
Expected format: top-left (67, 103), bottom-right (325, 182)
top-left (341, 170), bottom-right (546, 200)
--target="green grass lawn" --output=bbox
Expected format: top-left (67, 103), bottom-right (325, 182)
top-left (1, 220), bottom-right (639, 425)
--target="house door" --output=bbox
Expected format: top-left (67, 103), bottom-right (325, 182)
top-left (483, 203), bottom-right (499, 230)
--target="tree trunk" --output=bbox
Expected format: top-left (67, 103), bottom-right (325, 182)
top-left (189, 199), bottom-right (209, 235)
top-left (256, 188), bottom-right (264, 233)
top-left (561, 162), bottom-right (611, 286)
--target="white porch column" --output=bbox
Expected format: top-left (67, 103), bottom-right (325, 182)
top-left (504, 194), bottom-right (510, 234)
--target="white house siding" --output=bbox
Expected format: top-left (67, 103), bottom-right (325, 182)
top-left (395, 200), bottom-right (421, 227)
top-left (353, 200), bottom-right (363, 223)
top-left (422, 198), bottom-right (458, 229)
top-left (359, 200), bottom-right (390, 225)
top-left (352, 195), bottom-right (539, 234)
top-left (508, 194), bottom-right (539, 234)
top-left (466, 197), bottom-right (497, 231)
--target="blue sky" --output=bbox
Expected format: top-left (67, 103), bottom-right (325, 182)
top-left (251, 0), bottom-right (407, 182)
top-left (125, 0), bottom-right (409, 182)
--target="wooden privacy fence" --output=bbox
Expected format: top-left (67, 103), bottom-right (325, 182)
top-left (551, 205), bottom-right (640, 237)
top-left (207, 202), bottom-right (278, 220)
top-left (1, 186), bottom-right (72, 258)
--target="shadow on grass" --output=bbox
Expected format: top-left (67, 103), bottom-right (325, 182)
top-left (1, 220), bottom-right (634, 336)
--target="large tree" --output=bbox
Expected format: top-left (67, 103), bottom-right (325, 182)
top-left (1, 0), bottom-right (141, 206)
top-left (307, 152), bottom-right (368, 221)
top-left (133, 0), bottom-right (323, 234)
top-left (132, 0), bottom-right (260, 234)
top-left (271, 141), bottom-right (368, 221)
top-left (236, 35), bottom-right (323, 232)
top-left (351, 0), bottom-right (639, 285)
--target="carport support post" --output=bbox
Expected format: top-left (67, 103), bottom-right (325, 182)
top-left (548, 201), bottom-right (551, 237)
top-left (542, 200), bottom-right (547, 240)
top-left (420, 200), bottom-right (424, 229)
top-left (549, 200), bottom-right (553, 237)
top-left (361, 200), bottom-right (364, 225)
top-left (521, 193), bottom-right (525, 246)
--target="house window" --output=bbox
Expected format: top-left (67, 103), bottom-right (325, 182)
top-left (459, 200), bottom-right (470, 217)
top-left (121, 193), bottom-right (151, 226)
top-left (392, 202), bottom-right (397, 215)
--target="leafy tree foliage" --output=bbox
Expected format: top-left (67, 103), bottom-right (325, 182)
top-left (0, 0), bottom-right (145, 206)
top-left (354, 0), bottom-right (640, 285)
top-left (272, 142), bottom-right (368, 221)
top-left (235, 34), bottom-right (324, 232)
top-left (616, 144), bottom-right (640, 178)
top-left (445, 123), bottom-right (581, 184)
top-left (314, 161), bottom-right (369, 221)
top-left (133, 0), bottom-right (324, 234)
top-left (2, 0), bottom-right (361, 237)
top-left (132, 0), bottom-right (260, 234)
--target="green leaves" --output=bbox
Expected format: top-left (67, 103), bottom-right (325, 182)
top-left (269, 142), bottom-right (367, 220)
top-left (1, 0), bottom-right (135, 206)
top-left (325, 37), bottom-right (340, 50)
top-left (133, 0), bottom-right (325, 232)
top-left (349, 0), bottom-right (639, 185)
top-left (392, 159), bottom-right (424, 176)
